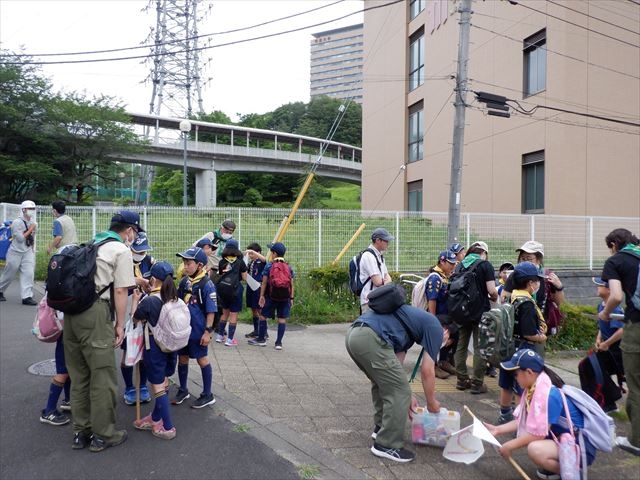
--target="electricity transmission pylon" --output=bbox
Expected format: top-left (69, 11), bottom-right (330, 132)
top-left (137, 0), bottom-right (211, 204)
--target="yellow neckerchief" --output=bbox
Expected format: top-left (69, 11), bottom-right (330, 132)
top-left (499, 278), bottom-right (506, 287)
top-left (512, 288), bottom-right (547, 334)
top-left (184, 269), bottom-right (207, 303)
top-left (525, 381), bottom-right (536, 412)
top-left (432, 265), bottom-right (450, 282)
top-left (224, 255), bottom-right (238, 263)
top-left (133, 262), bottom-right (142, 279)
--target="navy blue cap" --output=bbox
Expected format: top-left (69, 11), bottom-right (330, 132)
top-left (226, 239), bottom-right (240, 250)
top-left (268, 242), bottom-right (286, 256)
top-left (176, 247), bottom-right (208, 265)
top-left (131, 232), bottom-right (152, 253)
top-left (500, 349), bottom-right (544, 372)
top-left (371, 228), bottom-right (394, 242)
top-left (196, 237), bottom-right (214, 248)
top-left (449, 242), bottom-right (465, 254)
top-left (512, 261), bottom-right (546, 282)
top-left (111, 210), bottom-right (144, 232)
top-left (592, 277), bottom-right (608, 287)
top-left (143, 261), bottom-right (174, 281)
top-left (438, 250), bottom-right (457, 264)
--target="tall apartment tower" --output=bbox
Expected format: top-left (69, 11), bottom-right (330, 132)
top-left (310, 24), bottom-right (363, 104)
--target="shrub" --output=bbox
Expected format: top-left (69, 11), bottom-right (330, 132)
top-left (546, 302), bottom-right (599, 351)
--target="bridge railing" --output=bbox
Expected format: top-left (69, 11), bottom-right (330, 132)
top-left (4, 203), bottom-right (637, 274)
top-left (150, 136), bottom-right (361, 166)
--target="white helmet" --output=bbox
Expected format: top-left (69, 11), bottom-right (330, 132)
top-left (20, 200), bottom-right (36, 210)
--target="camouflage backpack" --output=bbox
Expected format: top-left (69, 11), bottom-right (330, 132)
top-left (478, 296), bottom-right (533, 367)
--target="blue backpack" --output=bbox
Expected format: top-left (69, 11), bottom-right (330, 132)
top-left (0, 221), bottom-right (11, 261)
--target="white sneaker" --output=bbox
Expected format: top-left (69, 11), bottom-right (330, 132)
top-left (616, 436), bottom-right (640, 456)
top-left (215, 334), bottom-right (226, 343)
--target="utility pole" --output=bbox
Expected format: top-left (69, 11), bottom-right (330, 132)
top-left (447, 0), bottom-right (472, 244)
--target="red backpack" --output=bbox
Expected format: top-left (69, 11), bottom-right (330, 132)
top-left (268, 259), bottom-right (292, 301)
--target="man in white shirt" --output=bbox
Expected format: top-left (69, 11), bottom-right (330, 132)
top-left (359, 228), bottom-right (393, 313)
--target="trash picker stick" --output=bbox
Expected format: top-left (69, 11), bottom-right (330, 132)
top-left (463, 406), bottom-right (531, 480)
top-left (333, 223), bottom-right (366, 264)
top-left (135, 362), bottom-right (141, 422)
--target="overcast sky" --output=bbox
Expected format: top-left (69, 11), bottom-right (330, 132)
top-left (1, 0), bottom-right (364, 121)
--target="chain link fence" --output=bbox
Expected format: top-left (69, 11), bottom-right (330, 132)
top-left (2, 203), bottom-right (638, 273)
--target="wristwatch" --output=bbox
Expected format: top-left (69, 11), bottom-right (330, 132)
top-left (205, 326), bottom-right (214, 333)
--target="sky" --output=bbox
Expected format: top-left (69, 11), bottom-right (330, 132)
top-left (0, 0), bottom-right (364, 121)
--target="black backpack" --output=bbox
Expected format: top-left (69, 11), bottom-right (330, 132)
top-left (348, 248), bottom-right (380, 295)
top-left (447, 259), bottom-right (485, 325)
top-left (46, 238), bottom-right (117, 314)
top-left (216, 259), bottom-right (242, 304)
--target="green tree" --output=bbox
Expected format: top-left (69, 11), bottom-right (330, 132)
top-left (0, 50), bottom-right (146, 203)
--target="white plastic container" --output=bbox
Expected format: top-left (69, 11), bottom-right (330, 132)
top-left (411, 408), bottom-right (460, 447)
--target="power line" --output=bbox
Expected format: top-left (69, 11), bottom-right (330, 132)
top-left (468, 78), bottom-right (639, 123)
top-left (471, 23), bottom-right (639, 81)
top-left (474, 90), bottom-right (640, 128)
top-left (3, 1), bottom-right (403, 67)
top-left (509, 0), bottom-right (639, 48)
top-left (6, 0), bottom-right (346, 58)
top-left (545, 0), bottom-right (639, 36)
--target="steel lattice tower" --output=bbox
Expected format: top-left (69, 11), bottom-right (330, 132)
top-left (137, 0), bottom-right (211, 204)
top-left (144, 0), bottom-right (210, 119)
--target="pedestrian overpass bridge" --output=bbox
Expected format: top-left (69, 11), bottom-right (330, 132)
top-left (113, 113), bottom-right (362, 207)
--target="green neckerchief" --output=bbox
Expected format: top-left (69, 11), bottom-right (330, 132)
top-left (621, 243), bottom-right (640, 256)
top-left (461, 253), bottom-right (481, 269)
top-left (94, 230), bottom-right (124, 243)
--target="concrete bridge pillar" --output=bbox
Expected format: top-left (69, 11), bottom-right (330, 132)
top-left (195, 166), bottom-right (216, 207)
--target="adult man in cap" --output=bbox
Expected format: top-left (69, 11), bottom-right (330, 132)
top-left (0, 200), bottom-right (39, 305)
top-left (46, 200), bottom-right (78, 256)
top-left (359, 228), bottom-right (394, 313)
top-left (346, 284), bottom-right (443, 463)
top-left (63, 210), bottom-right (138, 452)
top-left (451, 240), bottom-right (498, 394)
top-left (193, 219), bottom-right (236, 278)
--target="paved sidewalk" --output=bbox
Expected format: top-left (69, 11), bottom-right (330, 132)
top-left (10, 280), bottom-right (640, 479)
top-left (205, 322), bottom-right (640, 480)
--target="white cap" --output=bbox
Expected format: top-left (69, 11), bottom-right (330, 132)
top-left (20, 200), bottom-right (36, 209)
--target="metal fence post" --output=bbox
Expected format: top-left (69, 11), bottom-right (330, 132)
top-left (92, 208), bottom-right (96, 238)
top-left (588, 217), bottom-right (593, 271)
top-left (318, 210), bottom-right (322, 267)
top-left (465, 213), bottom-right (470, 247)
top-left (395, 211), bottom-right (400, 272)
top-left (530, 215), bottom-right (535, 240)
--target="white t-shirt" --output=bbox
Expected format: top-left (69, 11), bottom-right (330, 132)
top-left (359, 245), bottom-right (388, 305)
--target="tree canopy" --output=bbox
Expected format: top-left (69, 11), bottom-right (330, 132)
top-left (0, 51), bottom-right (146, 203)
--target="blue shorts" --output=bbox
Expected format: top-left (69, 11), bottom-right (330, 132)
top-left (246, 288), bottom-right (261, 310)
top-left (261, 298), bottom-right (291, 320)
top-left (55, 335), bottom-right (67, 375)
top-left (498, 368), bottom-right (523, 396)
top-left (218, 285), bottom-right (244, 312)
top-left (144, 336), bottom-right (177, 384)
top-left (177, 339), bottom-right (208, 359)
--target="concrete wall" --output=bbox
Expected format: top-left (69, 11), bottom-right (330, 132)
top-left (362, 0), bottom-right (640, 217)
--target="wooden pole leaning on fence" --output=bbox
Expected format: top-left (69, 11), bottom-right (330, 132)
top-left (274, 173), bottom-right (315, 244)
top-left (463, 405), bottom-right (531, 480)
top-left (333, 223), bottom-right (367, 264)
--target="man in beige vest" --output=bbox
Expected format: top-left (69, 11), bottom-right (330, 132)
top-left (47, 200), bottom-right (78, 255)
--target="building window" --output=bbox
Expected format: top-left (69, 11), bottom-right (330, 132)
top-left (523, 29), bottom-right (546, 96)
top-left (408, 102), bottom-right (424, 163)
top-left (410, 0), bottom-right (425, 20)
top-left (409, 29), bottom-right (424, 91)
top-left (522, 150), bottom-right (544, 213)
top-left (408, 180), bottom-right (423, 212)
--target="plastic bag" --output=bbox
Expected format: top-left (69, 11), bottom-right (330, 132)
top-left (124, 319), bottom-right (144, 366)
